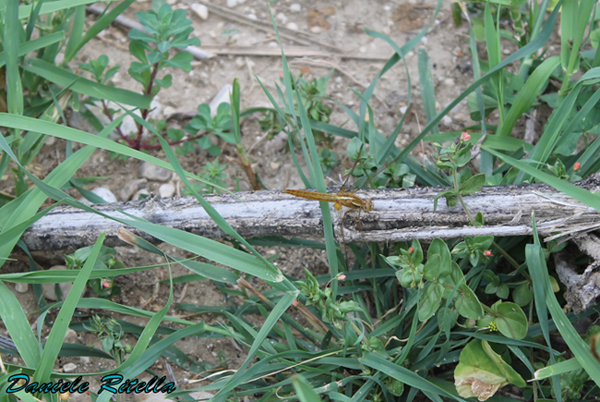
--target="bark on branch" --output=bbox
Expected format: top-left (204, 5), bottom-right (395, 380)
top-left (21, 174), bottom-right (600, 251)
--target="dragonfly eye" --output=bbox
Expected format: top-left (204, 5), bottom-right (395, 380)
top-left (364, 200), bottom-right (374, 212)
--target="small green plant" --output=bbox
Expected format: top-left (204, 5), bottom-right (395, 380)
top-left (65, 245), bottom-right (123, 298)
top-left (182, 160), bottom-right (229, 195)
top-left (81, 4), bottom-right (200, 151)
top-left (84, 315), bottom-right (132, 366)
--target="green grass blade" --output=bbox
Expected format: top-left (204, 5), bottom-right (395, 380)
top-left (418, 48), bottom-right (438, 135)
top-left (526, 244), bottom-right (600, 387)
top-left (0, 0), bottom-right (108, 19)
top-left (64, 5), bottom-right (85, 63)
top-left (0, 281), bottom-right (40, 367)
top-left (4, 0), bottom-right (23, 115)
top-left (211, 291), bottom-right (298, 401)
top-left (0, 31), bottom-right (65, 68)
top-left (21, 58), bottom-right (151, 108)
top-left (360, 5), bottom-right (559, 180)
top-left (33, 234), bottom-right (106, 384)
top-left (534, 358), bottom-right (583, 381)
top-left (484, 147), bottom-right (600, 211)
top-left (498, 56), bottom-right (561, 137)
top-left (360, 353), bottom-right (467, 402)
top-left (293, 374), bottom-right (323, 401)
top-left (64, 0), bottom-right (135, 62)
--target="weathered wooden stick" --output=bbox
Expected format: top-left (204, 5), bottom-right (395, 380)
top-left (20, 174), bottom-right (600, 251)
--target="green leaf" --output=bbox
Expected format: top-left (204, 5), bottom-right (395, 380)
top-left (423, 254), bottom-right (441, 281)
top-left (494, 302), bottom-right (528, 340)
top-left (292, 374), bottom-right (323, 401)
top-left (459, 173), bottom-right (486, 196)
top-left (513, 282), bottom-right (532, 306)
top-left (456, 283), bottom-right (484, 320)
top-left (22, 58), bottom-right (151, 109)
top-left (419, 282), bottom-right (444, 321)
top-left (455, 339), bottom-right (526, 400)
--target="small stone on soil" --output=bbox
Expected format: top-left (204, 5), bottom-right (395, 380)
top-left (139, 162), bottom-right (172, 182)
top-left (190, 3), bottom-right (209, 20)
top-left (159, 183), bottom-right (175, 198)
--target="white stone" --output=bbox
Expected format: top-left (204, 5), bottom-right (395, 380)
top-left (139, 162), bottom-right (172, 182)
top-left (42, 266), bottom-right (76, 301)
top-left (209, 84), bottom-right (233, 117)
top-left (310, 26), bottom-right (322, 34)
top-left (270, 162), bottom-right (280, 170)
top-left (399, 106), bottom-right (408, 114)
top-left (286, 22), bottom-right (299, 31)
top-left (290, 3), bottom-right (301, 12)
top-left (441, 115), bottom-right (453, 125)
top-left (45, 136), bottom-right (56, 146)
top-left (92, 187), bottom-right (117, 203)
top-left (15, 283), bottom-right (28, 293)
top-left (226, 0), bottom-right (246, 7)
top-left (188, 391), bottom-right (213, 401)
top-left (120, 178), bottom-right (147, 201)
top-left (190, 3), bottom-right (209, 20)
top-left (163, 106), bottom-right (176, 116)
top-left (132, 189), bottom-right (150, 201)
top-left (421, 36), bottom-right (428, 44)
top-left (159, 183), bottom-right (175, 198)
top-left (247, 13), bottom-right (257, 20)
top-left (276, 13), bottom-right (287, 23)
top-left (65, 328), bottom-right (78, 343)
top-left (443, 78), bottom-right (455, 87)
top-left (63, 363), bottom-right (77, 373)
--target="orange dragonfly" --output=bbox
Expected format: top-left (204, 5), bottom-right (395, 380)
top-left (284, 144), bottom-right (374, 221)
top-left (283, 188), bottom-right (373, 214)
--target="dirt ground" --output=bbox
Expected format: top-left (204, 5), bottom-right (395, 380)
top-left (2, 0), bottom-right (514, 400)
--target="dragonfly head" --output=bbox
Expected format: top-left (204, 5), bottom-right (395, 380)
top-left (363, 199), bottom-right (374, 212)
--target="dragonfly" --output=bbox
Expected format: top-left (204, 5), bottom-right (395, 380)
top-left (284, 144), bottom-right (375, 250)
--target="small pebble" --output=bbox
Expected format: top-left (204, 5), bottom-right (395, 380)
top-left (91, 187), bottom-right (117, 203)
top-left (441, 115), bottom-right (453, 125)
top-left (45, 136), bottom-right (56, 146)
top-left (80, 356), bottom-right (90, 365)
top-left (62, 363), bottom-right (77, 373)
top-left (188, 391), bottom-right (214, 401)
top-left (226, 0), bottom-right (246, 7)
top-left (42, 266), bottom-right (76, 301)
top-left (286, 22), bottom-right (299, 31)
top-left (399, 106), bottom-right (408, 114)
top-left (120, 178), bottom-right (147, 201)
top-left (65, 329), bottom-right (78, 343)
top-left (247, 13), bottom-right (257, 20)
top-left (443, 78), bottom-right (455, 87)
top-left (190, 3), bottom-right (209, 20)
top-left (15, 283), bottom-right (28, 293)
top-left (132, 189), bottom-right (150, 201)
top-left (162, 106), bottom-right (176, 116)
top-left (270, 162), bottom-right (280, 170)
top-left (276, 13), bottom-right (287, 23)
top-left (159, 183), bottom-right (175, 198)
top-left (209, 84), bottom-right (233, 117)
top-left (139, 162), bottom-right (172, 182)
top-left (290, 3), bottom-right (301, 12)
top-left (310, 26), bottom-right (322, 34)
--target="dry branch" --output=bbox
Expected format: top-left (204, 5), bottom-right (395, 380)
top-left (21, 174), bottom-right (600, 251)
